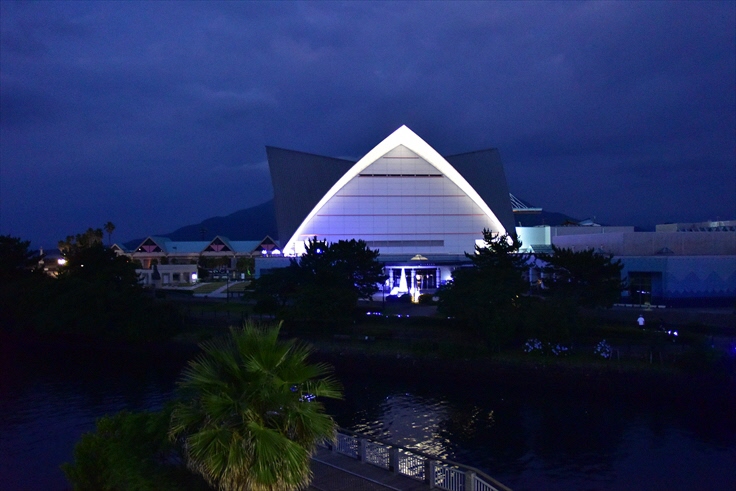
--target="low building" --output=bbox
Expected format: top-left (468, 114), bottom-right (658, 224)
top-left (518, 224), bottom-right (736, 307)
top-left (113, 236), bottom-right (278, 286)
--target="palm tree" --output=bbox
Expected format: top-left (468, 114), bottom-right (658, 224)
top-left (104, 221), bottom-right (115, 246)
top-left (169, 322), bottom-right (342, 491)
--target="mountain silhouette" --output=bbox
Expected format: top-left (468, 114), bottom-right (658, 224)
top-left (124, 200), bottom-right (277, 248)
top-left (124, 197), bottom-right (579, 249)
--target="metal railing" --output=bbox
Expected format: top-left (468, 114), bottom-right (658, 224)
top-left (325, 428), bottom-right (512, 491)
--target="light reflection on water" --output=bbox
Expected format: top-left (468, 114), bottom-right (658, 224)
top-left (352, 393), bottom-right (452, 458)
top-left (325, 356), bottom-right (736, 491)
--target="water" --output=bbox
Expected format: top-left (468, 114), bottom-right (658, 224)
top-left (1, 338), bottom-right (734, 490)
top-left (325, 356), bottom-right (736, 490)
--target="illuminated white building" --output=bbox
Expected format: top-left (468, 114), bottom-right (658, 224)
top-left (266, 125), bottom-right (517, 292)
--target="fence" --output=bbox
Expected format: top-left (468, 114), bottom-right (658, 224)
top-left (324, 428), bottom-right (512, 491)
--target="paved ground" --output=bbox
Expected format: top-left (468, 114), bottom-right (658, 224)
top-left (308, 447), bottom-right (432, 491)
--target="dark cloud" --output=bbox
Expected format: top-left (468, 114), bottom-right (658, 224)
top-left (1, 0), bottom-right (734, 247)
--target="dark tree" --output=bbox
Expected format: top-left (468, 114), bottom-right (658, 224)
top-left (37, 231), bottom-right (181, 341)
top-left (58, 242), bottom-right (142, 291)
top-left (58, 227), bottom-right (104, 256)
top-left (298, 238), bottom-right (385, 301)
top-left (62, 407), bottom-right (209, 491)
top-left (0, 235), bottom-right (49, 331)
top-left (252, 238), bottom-right (386, 324)
top-left (537, 245), bottom-right (625, 308)
top-left (0, 235), bottom-right (42, 281)
top-left (251, 263), bottom-right (301, 316)
top-left (104, 221), bottom-right (115, 246)
top-left (438, 230), bottom-right (529, 349)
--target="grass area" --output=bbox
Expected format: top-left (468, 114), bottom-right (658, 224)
top-left (227, 281), bottom-right (251, 293)
top-left (192, 282), bottom-right (227, 294)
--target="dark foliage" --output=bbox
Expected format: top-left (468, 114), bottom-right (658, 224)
top-left (437, 230), bottom-right (529, 349)
top-left (1, 232), bottom-right (181, 342)
top-left (58, 227), bottom-right (104, 257)
top-left (0, 235), bottom-right (51, 329)
top-left (537, 245), bottom-right (626, 308)
top-left (517, 295), bottom-right (579, 344)
top-left (58, 242), bottom-right (142, 289)
top-left (0, 235), bottom-right (42, 280)
top-left (62, 407), bottom-right (209, 491)
top-left (251, 263), bottom-right (300, 317)
top-left (252, 238), bottom-right (386, 324)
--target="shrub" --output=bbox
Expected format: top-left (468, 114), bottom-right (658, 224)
top-left (62, 408), bottom-right (209, 491)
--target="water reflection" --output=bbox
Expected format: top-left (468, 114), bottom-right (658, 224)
top-left (352, 393), bottom-right (452, 458)
top-left (2, 341), bottom-right (735, 491)
top-left (325, 356), bottom-right (736, 491)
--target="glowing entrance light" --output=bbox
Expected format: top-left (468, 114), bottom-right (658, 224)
top-left (398, 267), bottom-right (408, 294)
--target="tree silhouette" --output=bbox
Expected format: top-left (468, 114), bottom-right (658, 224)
top-left (438, 230), bottom-right (529, 349)
top-left (104, 221), bottom-right (116, 246)
top-left (537, 245), bottom-right (625, 308)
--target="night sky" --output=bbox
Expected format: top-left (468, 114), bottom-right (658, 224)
top-left (1, 1), bottom-right (734, 248)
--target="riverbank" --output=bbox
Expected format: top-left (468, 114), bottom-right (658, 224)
top-left (5, 299), bottom-right (734, 397)
top-left (315, 347), bottom-right (736, 408)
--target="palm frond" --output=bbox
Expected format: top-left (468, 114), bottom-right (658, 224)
top-left (170, 320), bottom-right (341, 491)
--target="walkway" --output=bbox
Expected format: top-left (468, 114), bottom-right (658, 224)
top-left (309, 446), bottom-right (431, 491)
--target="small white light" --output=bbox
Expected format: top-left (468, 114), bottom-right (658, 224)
top-left (57, 258), bottom-right (67, 266)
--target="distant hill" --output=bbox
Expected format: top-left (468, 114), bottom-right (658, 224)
top-left (123, 196), bottom-right (583, 249)
top-left (513, 210), bottom-right (581, 227)
top-left (510, 196), bottom-right (580, 227)
top-left (124, 200), bottom-right (277, 248)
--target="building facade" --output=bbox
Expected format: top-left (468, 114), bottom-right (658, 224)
top-left (264, 125), bottom-right (517, 295)
top-left (114, 236), bottom-right (278, 286)
top-left (518, 224), bottom-right (736, 306)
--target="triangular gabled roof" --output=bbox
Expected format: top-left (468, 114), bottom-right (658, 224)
top-left (111, 243), bottom-right (130, 253)
top-left (203, 236), bottom-right (234, 253)
top-left (254, 235), bottom-right (279, 253)
top-left (270, 125), bottom-right (514, 254)
top-left (134, 236), bottom-right (171, 253)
